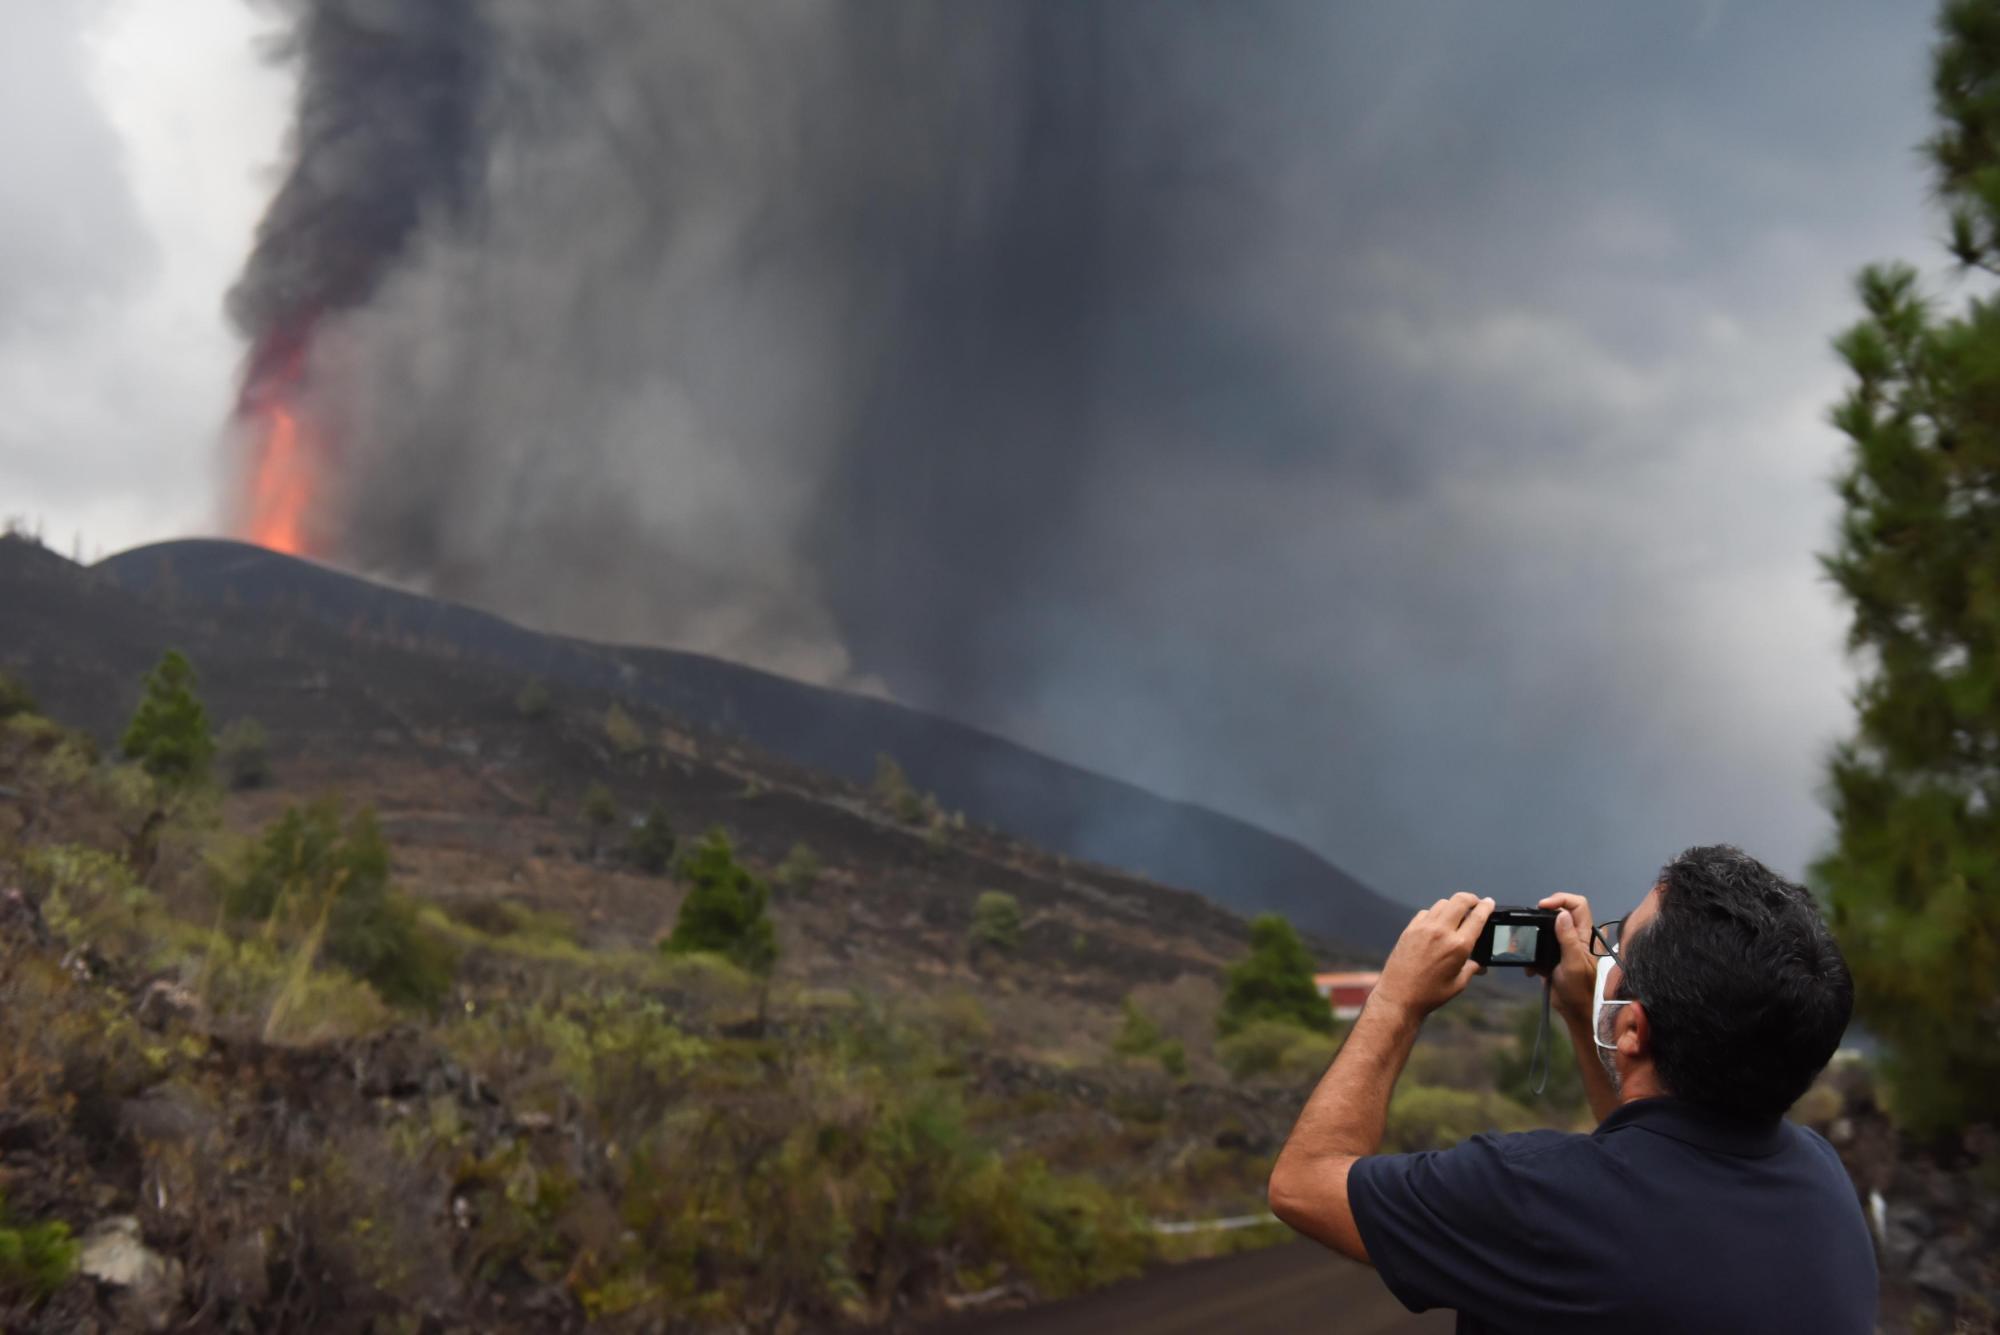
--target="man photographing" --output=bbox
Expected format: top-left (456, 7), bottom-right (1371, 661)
top-left (1268, 845), bottom-right (1875, 1333)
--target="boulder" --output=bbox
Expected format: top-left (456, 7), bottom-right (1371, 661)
top-left (78, 1215), bottom-right (183, 1332)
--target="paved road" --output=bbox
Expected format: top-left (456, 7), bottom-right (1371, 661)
top-left (924, 1241), bottom-right (1455, 1335)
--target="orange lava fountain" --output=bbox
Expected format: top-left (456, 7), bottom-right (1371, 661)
top-left (245, 405), bottom-right (314, 555)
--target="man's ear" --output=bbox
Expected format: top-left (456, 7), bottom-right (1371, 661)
top-left (1619, 1001), bottom-right (1650, 1062)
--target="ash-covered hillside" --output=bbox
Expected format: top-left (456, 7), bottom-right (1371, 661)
top-left (85, 537), bottom-right (1410, 955)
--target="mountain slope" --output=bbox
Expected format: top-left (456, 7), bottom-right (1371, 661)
top-left (85, 538), bottom-right (1408, 951)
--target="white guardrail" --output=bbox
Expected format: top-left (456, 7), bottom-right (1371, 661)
top-left (1150, 1213), bottom-right (1279, 1236)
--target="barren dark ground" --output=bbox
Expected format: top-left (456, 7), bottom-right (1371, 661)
top-left (923, 1242), bottom-right (1451, 1335)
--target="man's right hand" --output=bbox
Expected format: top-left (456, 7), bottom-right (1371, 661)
top-left (1531, 892), bottom-right (1595, 1027)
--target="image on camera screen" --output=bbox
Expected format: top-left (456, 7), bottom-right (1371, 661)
top-left (1490, 924), bottom-right (1538, 963)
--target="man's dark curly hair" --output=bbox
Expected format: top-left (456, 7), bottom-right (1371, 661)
top-left (1621, 845), bottom-right (1853, 1121)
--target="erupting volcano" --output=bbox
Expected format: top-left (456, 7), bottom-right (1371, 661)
top-left (233, 333), bottom-right (327, 558)
top-left (223, 0), bottom-right (487, 562)
top-left (242, 402), bottom-right (314, 556)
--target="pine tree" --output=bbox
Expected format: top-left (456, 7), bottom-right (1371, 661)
top-left (223, 800), bottom-right (455, 1008)
top-left (664, 828), bottom-right (777, 975)
top-left (1816, 0), bottom-right (2000, 1130)
top-left (121, 649), bottom-right (213, 786)
top-left (1217, 914), bottom-right (1332, 1037)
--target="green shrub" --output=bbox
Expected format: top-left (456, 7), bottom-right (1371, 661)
top-left (222, 801), bottom-right (456, 1009)
top-left (1217, 1018), bottom-right (1340, 1081)
top-left (1112, 996), bottom-right (1163, 1057)
top-left (923, 989), bottom-right (993, 1047)
top-left (120, 649), bottom-right (213, 787)
top-left (445, 993), bottom-right (707, 1118)
top-left (330, 888), bottom-right (458, 1010)
top-left (217, 717), bottom-right (271, 790)
top-left (960, 1153), bottom-right (1154, 1298)
top-left (514, 677), bottom-right (552, 720)
top-left (1157, 1039), bottom-right (1188, 1078)
top-left (0, 1192), bottom-right (77, 1305)
top-left (1384, 1084), bottom-right (1539, 1152)
top-left (774, 842), bottom-right (823, 892)
top-left (664, 829), bottom-right (776, 975)
top-left (448, 898), bottom-right (576, 943)
top-left (1278, 1026), bottom-right (1342, 1075)
top-left (970, 891), bottom-right (1022, 955)
top-left (625, 804), bottom-right (676, 875)
top-left (603, 703), bottom-right (644, 757)
top-left (873, 753), bottom-right (911, 803)
top-left (21, 843), bottom-right (155, 959)
top-left (449, 996), bottom-right (1175, 1328)
top-left (3, 711), bottom-right (64, 752)
top-left (0, 672), bottom-right (38, 721)
top-left (1404, 1039), bottom-right (1491, 1090)
top-left (193, 934), bottom-right (393, 1044)
top-left (873, 754), bottom-right (931, 823)
top-left (651, 949), bottom-right (760, 1007)
top-left (581, 782), bottom-right (617, 857)
top-left (1217, 914), bottom-right (1332, 1036)
top-left (221, 800), bottom-right (365, 922)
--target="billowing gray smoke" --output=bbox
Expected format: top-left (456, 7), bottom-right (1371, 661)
top-left (234, 1), bottom-right (1895, 914)
top-left (234, 0), bottom-right (1218, 689)
top-left (229, 0), bottom-right (486, 402)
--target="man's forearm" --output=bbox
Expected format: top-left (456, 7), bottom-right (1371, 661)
top-left (1269, 892), bottom-right (1492, 1261)
top-left (1281, 994), bottom-right (1423, 1160)
top-left (1565, 1013), bottom-right (1617, 1122)
top-left (1268, 992), bottom-right (1424, 1258)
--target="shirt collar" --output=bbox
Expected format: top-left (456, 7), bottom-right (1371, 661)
top-left (1594, 1096), bottom-right (1788, 1158)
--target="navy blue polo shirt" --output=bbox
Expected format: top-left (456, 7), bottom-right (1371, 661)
top-left (1348, 1096), bottom-right (1877, 1334)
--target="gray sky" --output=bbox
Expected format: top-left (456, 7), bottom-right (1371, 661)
top-left (0, 0), bottom-right (1953, 910)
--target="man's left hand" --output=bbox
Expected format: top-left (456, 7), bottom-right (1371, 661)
top-left (1372, 893), bottom-right (1496, 1019)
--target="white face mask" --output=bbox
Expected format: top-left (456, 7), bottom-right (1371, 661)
top-left (1592, 953), bottom-right (1633, 1089)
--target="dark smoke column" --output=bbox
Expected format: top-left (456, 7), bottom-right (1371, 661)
top-left (226, 0), bottom-right (487, 555)
top-left (216, 0), bottom-right (1212, 711)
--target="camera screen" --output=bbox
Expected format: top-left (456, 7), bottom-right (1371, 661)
top-left (1490, 923), bottom-right (1539, 963)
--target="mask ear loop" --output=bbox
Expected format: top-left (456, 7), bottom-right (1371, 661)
top-left (1591, 952), bottom-right (1633, 1063)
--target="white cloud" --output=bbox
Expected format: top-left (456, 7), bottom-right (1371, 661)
top-left (1369, 303), bottom-right (1673, 419)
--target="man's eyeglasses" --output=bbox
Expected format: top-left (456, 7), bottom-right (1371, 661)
top-left (1589, 918), bottom-right (1631, 1050)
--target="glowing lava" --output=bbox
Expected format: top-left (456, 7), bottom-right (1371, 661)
top-left (245, 405), bottom-right (313, 555)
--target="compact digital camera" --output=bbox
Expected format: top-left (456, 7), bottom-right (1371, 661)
top-left (1470, 906), bottom-right (1560, 970)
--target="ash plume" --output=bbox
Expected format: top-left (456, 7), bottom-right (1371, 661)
top-left (227, 0), bottom-right (1891, 913)
top-left (229, 0), bottom-right (487, 404)
top-left (233, 0), bottom-right (1184, 687)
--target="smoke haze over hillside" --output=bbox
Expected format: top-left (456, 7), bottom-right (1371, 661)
top-left (201, 1), bottom-right (1938, 902)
